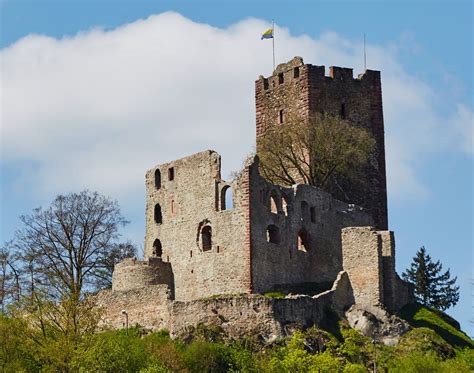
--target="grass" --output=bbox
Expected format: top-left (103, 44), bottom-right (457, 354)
top-left (263, 291), bottom-right (286, 299)
top-left (400, 303), bottom-right (473, 348)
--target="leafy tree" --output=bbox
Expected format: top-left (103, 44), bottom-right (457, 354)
top-left (402, 246), bottom-right (460, 311)
top-left (257, 113), bottom-right (375, 197)
top-left (11, 190), bottom-right (132, 300)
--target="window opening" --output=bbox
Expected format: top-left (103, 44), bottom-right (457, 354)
top-left (279, 109), bottom-right (284, 124)
top-left (310, 207), bottom-right (316, 223)
top-left (201, 226), bottom-right (212, 251)
top-left (168, 167), bottom-right (175, 181)
top-left (298, 229), bottom-right (310, 252)
top-left (282, 197), bottom-right (289, 216)
top-left (293, 67), bottom-right (300, 78)
top-left (263, 78), bottom-right (269, 90)
top-left (340, 103), bottom-right (346, 119)
top-left (266, 225), bottom-right (280, 244)
top-left (154, 204), bottom-right (162, 224)
top-left (221, 185), bottom-right (233, 210)
top-left (270, 191), bottom-right (279, 214)
top-left (278, 73), bottom-right (284, 84)
top-left (152, 239), bottom-right (162, 257)
top-left (154, 169), bottom-right (161, 189)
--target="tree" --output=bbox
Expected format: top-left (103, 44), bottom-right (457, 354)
top-left (402, 246), bottom-right (460, 311)
top-left (257, 113), bottom-right (375, 195)
top-left (11, 190), bottom-right (131, 300)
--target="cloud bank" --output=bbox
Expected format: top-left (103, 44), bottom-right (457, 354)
top-left (1, 12), bottom-right (472, 204)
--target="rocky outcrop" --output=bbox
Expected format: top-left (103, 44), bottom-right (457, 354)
top-left (346, 304), bottom-right (411, 346)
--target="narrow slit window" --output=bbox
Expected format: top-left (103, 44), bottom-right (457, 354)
top-left (168, 167), bottom-right (175, 181)
top-left (152, 239), bottom-right (162, 257)
top-left (154, 169), bottom-right (161, 189)
top-left (310, 207), bottom-right (316, 223)
top-left (154, 204), bottom-right (162, 224)
top-left (340, 103), bottom-right (346, 119)
top-left (263, 78), bottom-right (269, 90)
top-left (279, 109), bottom-right (284, 124)
top-left (278, 73), bottom-right (284, 84)
top-left (293, 67), bottom-right (300, 78)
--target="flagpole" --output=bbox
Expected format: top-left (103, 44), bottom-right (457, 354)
top-left (272, 19), bottom-right (275, 72)
top-left (364, 32), bottom-right (367, 70)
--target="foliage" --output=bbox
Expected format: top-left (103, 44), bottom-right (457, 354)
top-left (402, 246), bottom-right (459, 311)
top-left (72, 328), bottom-right (149, 372)
top-left (400, 303), bottom-right (473, 348)
top-left (0, 311), bottom-right (472, 372)
top-left (258, 113), bottom-right (375, 196)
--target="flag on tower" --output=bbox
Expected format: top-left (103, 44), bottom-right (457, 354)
top-left (261, 28), bottom-right (273, 40)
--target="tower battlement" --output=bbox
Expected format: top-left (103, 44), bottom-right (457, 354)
top-left (255, 57), bottom-right (387, 230)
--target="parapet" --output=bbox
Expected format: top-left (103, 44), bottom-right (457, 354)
top-left (112, 257), bottom-right (174, 293)
top-left (256, 56), bottom-right (381, 90)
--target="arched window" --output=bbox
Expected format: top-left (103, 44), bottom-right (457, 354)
top-left (154, 169), bottom-right (161, 189)
top-left (201, 226), bottom-right (212, 251)
top-left (221, 186), bottom-right (233, 210)
top-left (301, 201), bottom-right (310, 222)
top-left (152, 239), bottom-right (162, 257)
top-left (266, 225), bottom-right (280, 244)
top-left (154, 204), bottom-right (162, 224)
top-left (297, 229), bottom-right (310, 252)
top-left (270, 191), bottom-right (279, 214)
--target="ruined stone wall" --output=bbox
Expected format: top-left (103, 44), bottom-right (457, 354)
top-left (144, 150), bottom-right (251, 301)
top-left (112, 258), bottom-right (174, 293)
top-left (248, 159), bottom-right (373, 294)
top-left (255, 57), bottom-right (388, 230)
top-left (97, 271), bottom-right (354, 341)
top-left (342, 227), bottom-right (384, 307)
top-left (342, 227), bottom-right (414, 311)
top-left (95, 286), bottom-right (172, 331)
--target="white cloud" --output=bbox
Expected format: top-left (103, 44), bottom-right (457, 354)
top-left (0, 11), bottom-right (471, 205)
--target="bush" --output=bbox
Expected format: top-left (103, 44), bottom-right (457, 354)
top-left (184, 340), bottom-right (231, 373)
top-left (72, 328), bottom-right (149, 372)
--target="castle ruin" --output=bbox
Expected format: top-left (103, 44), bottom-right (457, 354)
top-left (97, 57), bottom-right (413, 342)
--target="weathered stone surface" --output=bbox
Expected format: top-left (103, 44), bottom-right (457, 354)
top-left (101, 57), bottom-right (415, 344)
top-left (346, 304), bottom-right (411, 346)
top-left (255, 57), bottom-right (388, 229)
top-left (97, 270), bottom-right (355, 341)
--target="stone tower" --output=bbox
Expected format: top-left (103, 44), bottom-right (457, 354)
top-left (255, 57), bottom-right (388, 230)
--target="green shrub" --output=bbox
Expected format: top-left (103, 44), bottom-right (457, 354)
top-left (72, 328), bottom-right (149, 372)
top-left (143, 331), bottom-right (186, 372)
top-left (184, 340), bottom-right (231, 373)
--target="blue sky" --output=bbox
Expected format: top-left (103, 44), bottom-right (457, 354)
top-left (1, 0), bottom-right (472, 334)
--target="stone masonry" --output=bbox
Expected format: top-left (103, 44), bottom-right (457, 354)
top-left (255, 57), bottom-right (388, 230)
top-left (97, 57), bottom-right (414, 340)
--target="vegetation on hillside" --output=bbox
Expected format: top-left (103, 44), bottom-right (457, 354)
top-left (1, 302), bottom-right (472, 372)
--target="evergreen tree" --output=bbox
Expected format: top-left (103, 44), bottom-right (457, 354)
top-left (402, 246), bottom-right (460, 311)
